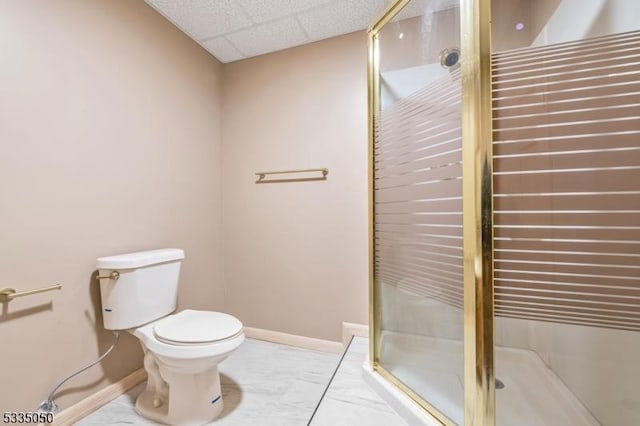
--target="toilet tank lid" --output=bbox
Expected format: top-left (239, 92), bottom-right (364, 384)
top-left (96, 248), bottom-right (184, 270)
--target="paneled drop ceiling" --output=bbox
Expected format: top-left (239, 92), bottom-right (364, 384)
top-left (144, 0), bottom-right (409, 63)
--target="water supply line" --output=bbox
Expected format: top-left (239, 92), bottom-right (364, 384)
top-left (37, 330), bottom-right (121, 414)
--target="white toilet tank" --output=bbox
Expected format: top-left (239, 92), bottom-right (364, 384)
top-left (97, 248), bottom-right (185, 330)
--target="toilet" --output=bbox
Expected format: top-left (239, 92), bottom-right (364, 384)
top-left (96, 248), bottom-right (244, 425)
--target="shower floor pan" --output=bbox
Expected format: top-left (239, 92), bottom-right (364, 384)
top-left (378, 331), bottom-right (599, 425)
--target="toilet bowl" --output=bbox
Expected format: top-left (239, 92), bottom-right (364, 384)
top-left (133, 310), bottom-right (244, 425)
top-left (97, 249), bottom-right (244, 425)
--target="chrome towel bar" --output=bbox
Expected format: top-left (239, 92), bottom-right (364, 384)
top-left (255, 168), bottom-right (328, 183)
top-left (0, 284), bottom-right (62, 303)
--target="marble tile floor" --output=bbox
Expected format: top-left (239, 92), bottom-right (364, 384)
top-left (309, 337), bottom-right (406, 426)
top-left (76, 337), bottom-right (405, 425)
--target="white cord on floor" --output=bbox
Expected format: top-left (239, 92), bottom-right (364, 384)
top-left (37, 330), bottom-right (121, 414)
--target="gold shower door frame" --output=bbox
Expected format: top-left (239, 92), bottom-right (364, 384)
top-left (367, 0), bottom-right (494, 425)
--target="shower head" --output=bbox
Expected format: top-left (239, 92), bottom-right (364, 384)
top-left (440, 47), bottom-right (460, 68)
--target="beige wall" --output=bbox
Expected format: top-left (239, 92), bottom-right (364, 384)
top-left (0, 1), bottom-right (370, 413)
top-left (221, 32), bottom-right (369, 342)
top-left (0, 0), bottom-right (224, 411)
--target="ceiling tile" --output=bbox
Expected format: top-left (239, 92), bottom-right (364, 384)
top-left (238, 0), bottom-right (334, 23)
top-left (226, 17), bottom-right (310, 57)
top-left (201, 37), bottom-right (245, 63)
top-left (298, 0), bottom-right (388, 41)
top-left (145, 0), bottom-right (394, 63)
top-left (146, 0), bottom-right (252, 40)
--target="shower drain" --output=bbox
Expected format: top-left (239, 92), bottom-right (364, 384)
top-left (496, 379), bottom-right (505, 389)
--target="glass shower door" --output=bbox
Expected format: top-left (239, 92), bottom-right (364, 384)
top-left (371, 1), bottom-right (464, 424)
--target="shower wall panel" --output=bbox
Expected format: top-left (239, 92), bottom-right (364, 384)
top-left (492, 30), bottom-right (640, 331)
top-left (492, 28), bottom-right (640, 426)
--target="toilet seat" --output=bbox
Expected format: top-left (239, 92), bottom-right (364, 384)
top-left (153, 309), bottom-right (243, 346)
top-left (132, 309), bottom-right (245, 360)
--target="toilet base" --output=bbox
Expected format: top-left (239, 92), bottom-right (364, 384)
top-left (128, 321), bottom-right (244, 425)
top-left (135, 387), bottom-right (224, 426)
top-left (135, 356), bottom-right (225, 425)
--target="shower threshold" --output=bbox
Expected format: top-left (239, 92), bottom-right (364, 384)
top-left (373, 331), bottom-right (599, 425)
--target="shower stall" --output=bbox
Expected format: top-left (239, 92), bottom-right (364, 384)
top-left (365, 0), bottom-right (640, 425)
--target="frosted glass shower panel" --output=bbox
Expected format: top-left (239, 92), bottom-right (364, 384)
top-left (374, 1), bottom-right (464, 423)
top-left (491, 1), bottom-right (640, 425)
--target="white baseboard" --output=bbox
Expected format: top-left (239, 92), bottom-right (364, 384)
top-left (341, 322), bottom-right (369, 347)
top-left (50, 368), bottom-right (146, 426)
top-left (243, 327), bottom-right (343, 353)
top-left (243, 323), bottom-right (369, 353)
